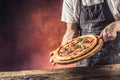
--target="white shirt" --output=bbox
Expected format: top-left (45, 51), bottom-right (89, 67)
top-left (82, 0), bottom-right (104, 6)
top-left (61, 0), bottom-right (120, 23)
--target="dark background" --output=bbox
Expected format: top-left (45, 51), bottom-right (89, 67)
top-left (0, 0), bottom-right (75, 71)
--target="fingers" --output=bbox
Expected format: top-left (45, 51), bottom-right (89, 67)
top-left (49, 57), bottom-right (56, 65)
top-left (99, 29), bottom-right (108, 42)
top-left (110, 37), bottom-right (116, 40)
top-left (49, 51), bottom-right (56, 65)
top-left (49, 57), bottom-right (53, 63)
top-left (108, 34), bottom-right (116, 40)
top-left (107, 34), bottom-right (114, 40)
top-left (50, 51), bottom-right (54, 56)
top-left (104, 31), bottom-right (117, 41)
top-left (98, 32), bottom-right (103, 39)
top-left (52, 62), bottom-right (56, 65)
top-left (99, 29), bottom-right (117, 42)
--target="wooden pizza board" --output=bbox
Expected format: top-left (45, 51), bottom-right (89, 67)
top-left (52, 37), bottom-right (103, 64)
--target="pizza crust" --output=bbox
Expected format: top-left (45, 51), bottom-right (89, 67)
top-left (54, 35), bottom-right (98, 61)
top-left (52, 35), bottom-right (103, 64)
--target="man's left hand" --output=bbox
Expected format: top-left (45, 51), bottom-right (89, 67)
top-left (99, 22), bottom-right (118, 41)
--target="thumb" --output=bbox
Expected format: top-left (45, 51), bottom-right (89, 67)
top-left (98, 32), bottom-right (103, 39)
top-left (50, 50), bottom-right (56, 56)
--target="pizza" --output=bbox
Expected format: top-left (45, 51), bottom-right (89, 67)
top-left (52, 34), bottom-right (103, 64)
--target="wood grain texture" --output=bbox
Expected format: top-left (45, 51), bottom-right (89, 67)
top-left (0, 64), bottom-right (120, 80)
top-left (53, 35), bottom-right (103, 64)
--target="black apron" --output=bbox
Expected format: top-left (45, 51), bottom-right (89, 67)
top-left (77, 0), bottom-right (120, 67)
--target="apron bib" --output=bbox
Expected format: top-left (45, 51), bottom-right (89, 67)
top-left (77, 0), bottom-right (120, 67)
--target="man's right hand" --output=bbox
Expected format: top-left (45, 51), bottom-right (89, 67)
top-left (61, 23), bottom-right (79, 45)
top-left (49, 50), bottom-right (56, 65)
top-left (50, 23), bottom-right (79, 65)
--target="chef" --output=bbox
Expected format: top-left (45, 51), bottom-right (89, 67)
top-left (50, 0), bottom-right (120, 67)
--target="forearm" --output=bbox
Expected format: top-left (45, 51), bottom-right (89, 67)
top-left (115, 21), bottom-right (120, 32)
top-left (62, 23), bottom-right (79, 45)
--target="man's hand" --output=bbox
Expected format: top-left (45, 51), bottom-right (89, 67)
top-left (61, 23), bottom-right (79, 45)
top-left (99, 21), bottom-right (118, 41)
top-left (50, 23), bottom-right (79, 65)
top-left (49, 50), bottom-right (56, 65)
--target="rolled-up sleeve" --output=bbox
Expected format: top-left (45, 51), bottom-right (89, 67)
top-left (118, 0), bottom-right (120, 14)
top-left (61, 0), bottom-right (76, 23)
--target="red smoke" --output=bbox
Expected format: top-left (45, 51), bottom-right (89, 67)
top-left (0, 0), bottom-right (75, 71)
